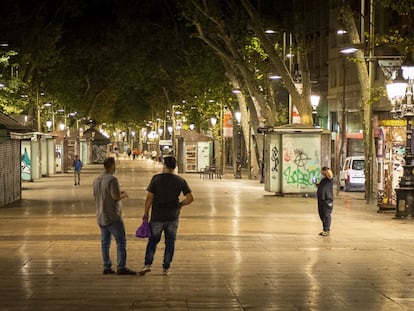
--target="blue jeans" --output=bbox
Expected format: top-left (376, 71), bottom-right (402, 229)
top-left (99, 220), bottom-right (127, 270)
top-left (144, 220), bottom-right (178, 270)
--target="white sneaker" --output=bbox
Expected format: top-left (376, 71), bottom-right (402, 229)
top-left (139, 265), bottom-right (151, 275)
top-left (163, 269), bottom-right (169, 276)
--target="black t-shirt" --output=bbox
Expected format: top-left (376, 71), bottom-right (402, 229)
top-left (147, 173), bottom-right (192, 221)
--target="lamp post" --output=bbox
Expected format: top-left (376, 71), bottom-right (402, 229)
top-left (386, 61), bottom-right (414, 218)
top-left (235, 111), bottom-right (242, 179)
top-left (310, 95), bottom-right (320, 127)
top-left (44, 102), bottom-right (55, 131)
top-left (210, 117), bottom-right (217, 166)
top-left (157, 128), bottom-right (163, 160)
top-left (131, 131), bottom-right (136, 149)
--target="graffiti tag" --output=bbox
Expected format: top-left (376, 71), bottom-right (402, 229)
top-left (271, 146), bottom-right (280, 172)
top-left (293, 148), bottom-right (311, 167)
top-left (283, 166), bottom-right (320, 186)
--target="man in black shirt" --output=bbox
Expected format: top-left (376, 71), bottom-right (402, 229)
top-left (315, 166), bottom-right (334, 236)
top-left (139, 156), bottom-right (194, 275)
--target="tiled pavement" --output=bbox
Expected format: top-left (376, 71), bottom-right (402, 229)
top-left (1, 159), bottom-right (414, 310)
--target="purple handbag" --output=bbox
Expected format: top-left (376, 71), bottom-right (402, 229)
top-left (135, 215), bottom-right (151, 238)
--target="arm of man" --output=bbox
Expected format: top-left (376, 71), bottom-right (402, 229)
top-left (179, 192), bottom-right (194, 208)
top-left (109, 179), bottom-right (128, 201)
top-left (144, 192), bottom-right (154, 217)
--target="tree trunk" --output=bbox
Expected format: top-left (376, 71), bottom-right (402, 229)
top-left (342, 5), bottom-right (377, 204)
top-left (240, 0), bottom-right (314, 125)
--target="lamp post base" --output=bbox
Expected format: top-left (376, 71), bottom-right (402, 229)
top-left (395, 187), bottom-right (414, 218)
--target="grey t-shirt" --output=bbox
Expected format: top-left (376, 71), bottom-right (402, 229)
top-left (93, 172), bottom-right (122, 225)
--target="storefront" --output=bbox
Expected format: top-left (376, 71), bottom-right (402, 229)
top-left (377, 119), bottom-right (406, 210)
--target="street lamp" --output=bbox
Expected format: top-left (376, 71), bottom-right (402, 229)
top-left (235, 111), bottom-right (242, 179)
top-left (44, 102), bottom-right (55, 131)
top-left (46, 120), bottom-right (52, 132)
top-left (310, 94), bottom-right (320, 127)
top-left (386, 60), bottom-right (414, 218)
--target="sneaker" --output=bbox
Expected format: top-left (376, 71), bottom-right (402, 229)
top-left (319, 231), bottom-right (330, 236)
top-left (139, 265), bottom-right (151, 275)
top-left (116, 267), bottom-right (137, 275)
top-left (103, 268), bottom-right (115, 275)
top-left (163, 269), bottom-right (169, 276)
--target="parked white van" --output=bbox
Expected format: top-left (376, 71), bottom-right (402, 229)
top-left (339, 156), bottom-right (365, 192)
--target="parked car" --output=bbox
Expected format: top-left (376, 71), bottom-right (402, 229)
top-left (339, 156), bottom-right (365, 192)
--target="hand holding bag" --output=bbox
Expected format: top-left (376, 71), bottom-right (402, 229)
top-left (135, 215), bottom-right (151, 238)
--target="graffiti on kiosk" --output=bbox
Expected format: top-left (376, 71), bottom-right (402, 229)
top-left (271, 146), bottom-right (280, 172)
top-left (293, 148), bottom-right (311, 167)
top-left (283, 166), bottom-right (320, 186)
top-left (283, 148), bottom-right (320, 186)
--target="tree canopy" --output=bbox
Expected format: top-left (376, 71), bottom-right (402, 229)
top-left (0, 0), bottom-right (229, 130)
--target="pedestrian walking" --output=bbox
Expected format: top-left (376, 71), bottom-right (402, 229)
top-left (139, 156), bottom-right (194, 276)
top-left (114, 148), bottom-right (120, 163)
top-left (72, 155), bottom-right (82, 185)
top-left (314, 166), bottom-right (334, 236)
top-left (93, 157), bottom-right (136, 275)
top-left (151, 150), bottom-right (157, 162)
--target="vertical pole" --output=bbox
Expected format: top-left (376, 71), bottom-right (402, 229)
top-left (37, 89), bottom-right (41, 132)
top-left (337, 56), bottom-right (347, 196)
top-left (248, 120), bottom-right (251, 179)
top-left (361, 0), bottom-right (365, 42)
top-left (235, 121), bottom-right (242, 179)
top-left (52, 106), bottom-right (55, 131)
top-left (220, 103), bottom-right (224, 172)
top-left (366, 0), bottom-right (375, 204)
top-left (260, 131), bottom-right (265, 183)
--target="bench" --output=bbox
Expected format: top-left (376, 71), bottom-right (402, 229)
top-left (199, 166), bottom-right (222, 179)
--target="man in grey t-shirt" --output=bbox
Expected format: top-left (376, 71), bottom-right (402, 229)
top-left (93, 157), bottom-right (136, 275)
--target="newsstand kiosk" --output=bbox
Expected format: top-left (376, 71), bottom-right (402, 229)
top-left (264, 124), bottom-right (331, 195)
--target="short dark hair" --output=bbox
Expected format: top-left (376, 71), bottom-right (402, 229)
top-left (104, 157), bottom-right (115, 169)
top-left (322, 166), bottom-right (330, 171)
top-left (164, 156), bottom-right (177, 170)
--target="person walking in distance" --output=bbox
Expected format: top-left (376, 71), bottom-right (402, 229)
top-left (139, 156), bottom-right (194, 276)
top-left (314, 167), bottom-right (334, 236)
top-left (93, 157), bottom-right (136, 275)
top-left (72, 155), bottom-right (82, 185)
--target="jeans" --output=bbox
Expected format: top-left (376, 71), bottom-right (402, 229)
top-left (99, 220), bottom-right (127, 270)
top-left (318, 200), bottom-right (333, 232)
top-left (144, 220), bottom-right (178, 270)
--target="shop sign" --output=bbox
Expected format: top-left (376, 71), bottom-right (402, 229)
top-left (379, 119), bottom-right (407, 126)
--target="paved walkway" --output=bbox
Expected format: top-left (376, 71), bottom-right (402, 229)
top-left (1, 159), bottom-right (414, 310)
